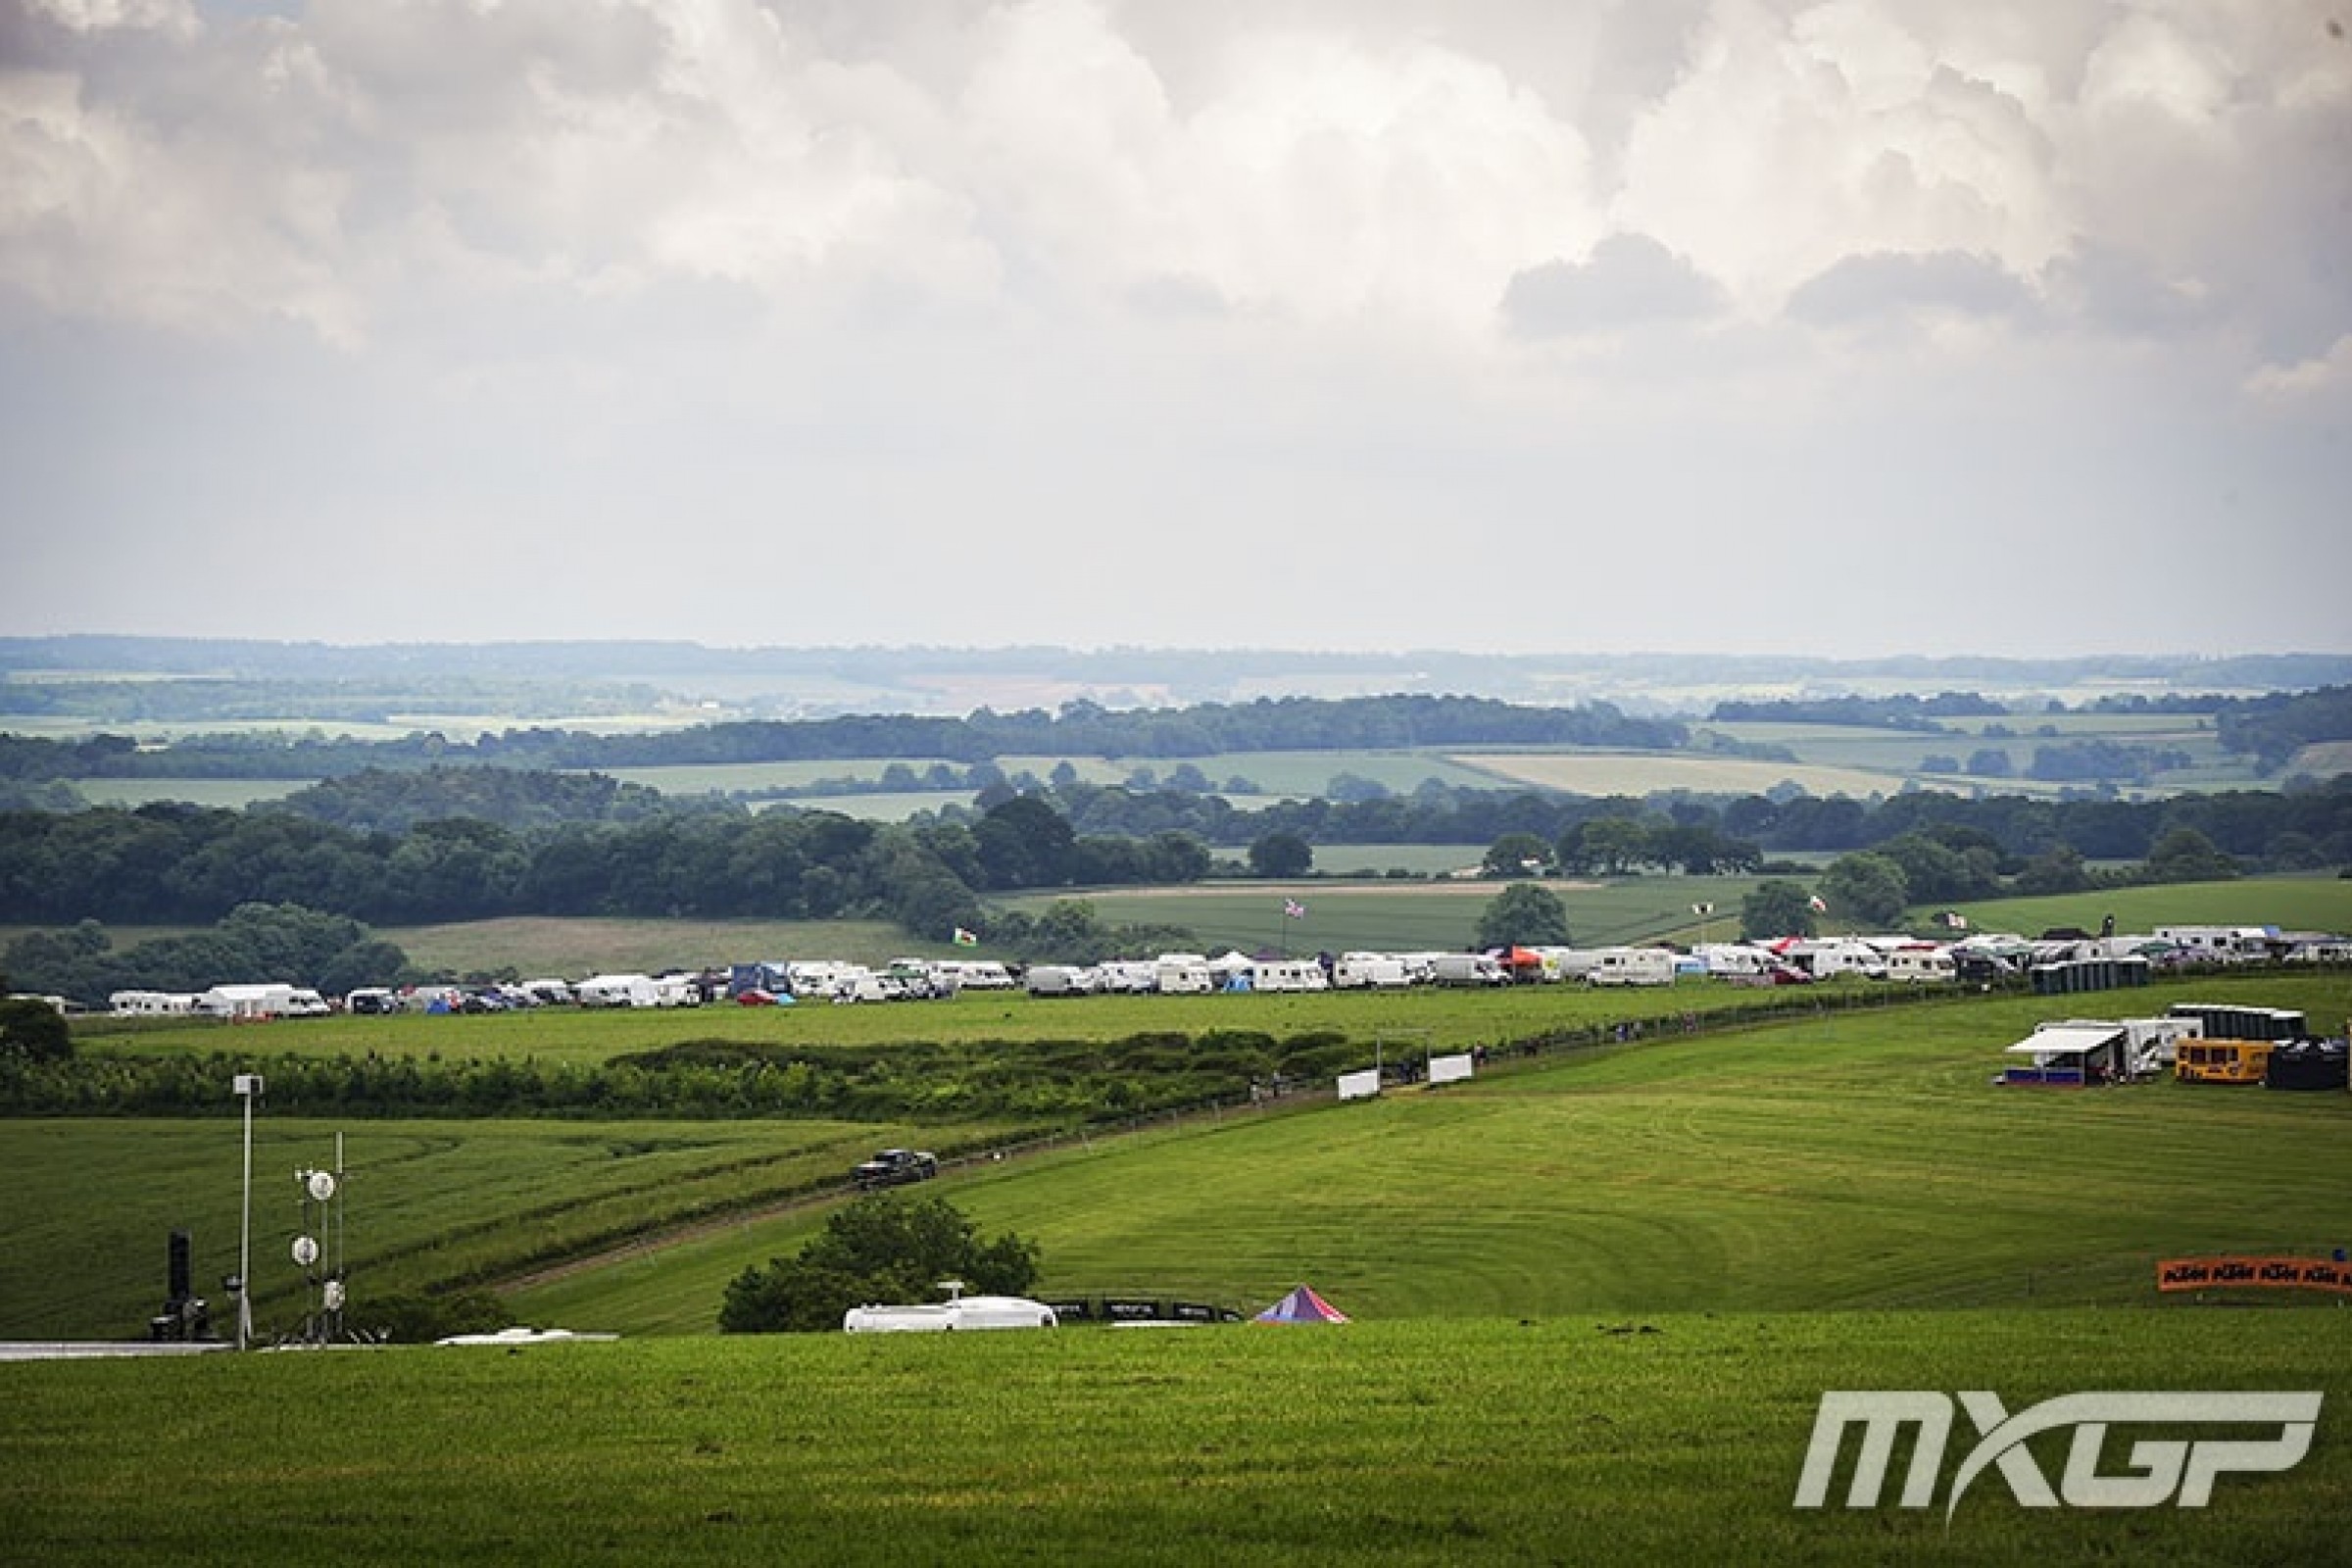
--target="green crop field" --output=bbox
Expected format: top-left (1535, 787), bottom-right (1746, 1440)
top-left (1454, 750), bottom-right (1909, 799)
top-left (4, 1313), bottom-right (2346, 1566)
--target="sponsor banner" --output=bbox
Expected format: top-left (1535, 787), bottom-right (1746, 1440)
top-left (2157, 1255), bottom-right (2352, 1295)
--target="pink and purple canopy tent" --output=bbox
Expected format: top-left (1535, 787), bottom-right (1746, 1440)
top-left (1252, 1285), bottom-right (1349, 1324)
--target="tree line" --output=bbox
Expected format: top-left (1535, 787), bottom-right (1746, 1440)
top-left (4, 773), bottom-right (2348, 941)
top-left (0, 693), bottom-right (1689, 784)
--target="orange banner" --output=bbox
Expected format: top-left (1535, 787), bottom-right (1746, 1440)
top-left (2157, 1255), bottom-right (2352, 1295)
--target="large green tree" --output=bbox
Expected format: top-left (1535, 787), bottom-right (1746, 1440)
top-left (1740, 879), bottom-right (1818, 942)
top-left (1474, 882), bottom-right (1571, 949)
top-left (1248, 831), bottom-right (1313, 878)
top-left (1819, 853), bottom-right (1911, 928)
top-left (719, 1195), bottom-right (1041, 1335)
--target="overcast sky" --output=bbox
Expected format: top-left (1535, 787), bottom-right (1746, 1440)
top-left (3, 0), bottom-right (2346, 660)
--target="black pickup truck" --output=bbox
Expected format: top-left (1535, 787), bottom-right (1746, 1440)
top-left (853, 1149), bottom-right (939, 1190)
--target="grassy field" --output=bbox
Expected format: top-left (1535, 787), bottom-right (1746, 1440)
top-left (1943, 877), bottom-right (2352, 943)
top-left (507, 972), bottom-right (2352, 1337)
top-left (0, 1116), bottom-right (1019, 1341)
top-left (3, 1312), bottom-right (2345, 1564)
top-left (1454, 751), bottom-right (1909, 800)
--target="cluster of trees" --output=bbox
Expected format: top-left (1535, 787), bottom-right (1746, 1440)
top-left (719, 1195), bottom-right (1040, 1334)
top-left (5, 774), bottom-right (2349, 982)
top-left (2, 905), bottom-right (407, 1010)
top-left (1707, 693), bottom-right (2009, 728)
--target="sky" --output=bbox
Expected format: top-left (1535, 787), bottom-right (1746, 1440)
top-left (2, 0), bottom-right (2347, 660)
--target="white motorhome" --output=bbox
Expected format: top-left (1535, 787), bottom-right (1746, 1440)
top-left (1587, 948), bottom-right (1677, 987)
top-left (574, 974), bottom-right (659, 1008)
top-left (940, 959), bottom-right (1015, 991)
top-left (843, 1294), bottom-right (1058, 1333)
top-left (1250, 959), bottom-right (1329, 993)
top-left (1152, 955), bottom-right (1214, 995)
top-left (1092, 960), bottom-right (1159, 995)
top-left (196, 983), bottom-right (328, 1019)
top-left (110, 990), bottom-right (198, 1017)
top-left (1331, 953), bottom-right (1410, 990)
top-left (1691, 945), bottom-right (1772, 980)
top-left (1784, 939), bottom-right (1888, 980)
top-left (1884, 946), bottom-right (1957, 983)
top-left (2153, 926), bottom-right (2277, 963)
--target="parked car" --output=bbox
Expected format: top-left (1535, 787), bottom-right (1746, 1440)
top-left (853, 1149), bottom-right (939, 1190)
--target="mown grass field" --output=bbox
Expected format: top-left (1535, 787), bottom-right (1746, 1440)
top-left (4, 1312), bottom-right (2346, 1565)
top-left (508, 972), bottom-right (2352, 1337)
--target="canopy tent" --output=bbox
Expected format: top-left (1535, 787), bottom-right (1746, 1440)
top-left (1253, 1285), bottom-right (1349, 1324)
top-left (2001, 1024), bottom-right (2126, 1085)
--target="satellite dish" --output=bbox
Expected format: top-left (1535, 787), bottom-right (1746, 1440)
top-left (291, 1235), bottom-right (319, 1268)
top-left (306, 1170), bottom-right (338, 1202)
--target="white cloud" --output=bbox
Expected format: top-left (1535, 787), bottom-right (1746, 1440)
top-left (1500, 232), bottom-right (1727, 337)
top-left (0, 0), bottom-right (2345, 658)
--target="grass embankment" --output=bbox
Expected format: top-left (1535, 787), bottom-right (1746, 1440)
top-left (4, 1313), bottom-right (2346, 1566)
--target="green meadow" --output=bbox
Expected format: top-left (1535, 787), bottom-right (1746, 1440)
top-left (14, 974), bottom-right (2346, 1344)
top-left (3, 1313), bottom-right (2345, 1565)
top-left (6, 970), bottom-right (2350, 1564)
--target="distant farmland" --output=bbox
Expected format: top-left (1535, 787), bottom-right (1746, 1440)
top-left (1451, 751), bottom-right (1904, 799)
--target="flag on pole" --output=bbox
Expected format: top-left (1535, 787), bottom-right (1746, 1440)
top-left (1807, 895), bottom-right (1828, 913)
top-left (1283, 899), bottom-right (1306, 919)
top-left (952, 926), bottom-right (979, 947)
top-left (1690, 903), bottom-right (1715, 916)
top-left (1937, 910), bottom-right (1970, 930)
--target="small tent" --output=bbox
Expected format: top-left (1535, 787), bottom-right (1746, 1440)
top-left (1253, 1285), bottom-right (1349, 1324)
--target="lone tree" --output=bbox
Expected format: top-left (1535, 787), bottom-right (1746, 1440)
top-left (1474, 882), bottom-right (1571, 949)
top-left (1740, 879), bottom-right (1818, 943)
top-left (1248, 831), bottom-right (1313, 879)
top-left (719, 1193), bottom-right (1041, 1334)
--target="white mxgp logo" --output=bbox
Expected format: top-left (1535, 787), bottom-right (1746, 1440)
top-left (1794, 1392), bottom-right (2322, 1520)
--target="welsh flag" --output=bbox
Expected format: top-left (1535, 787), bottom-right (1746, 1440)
top-left (952, 927), bottom-right (979, 947)
top-left (1283, 899), bottom-right (1306, 919)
